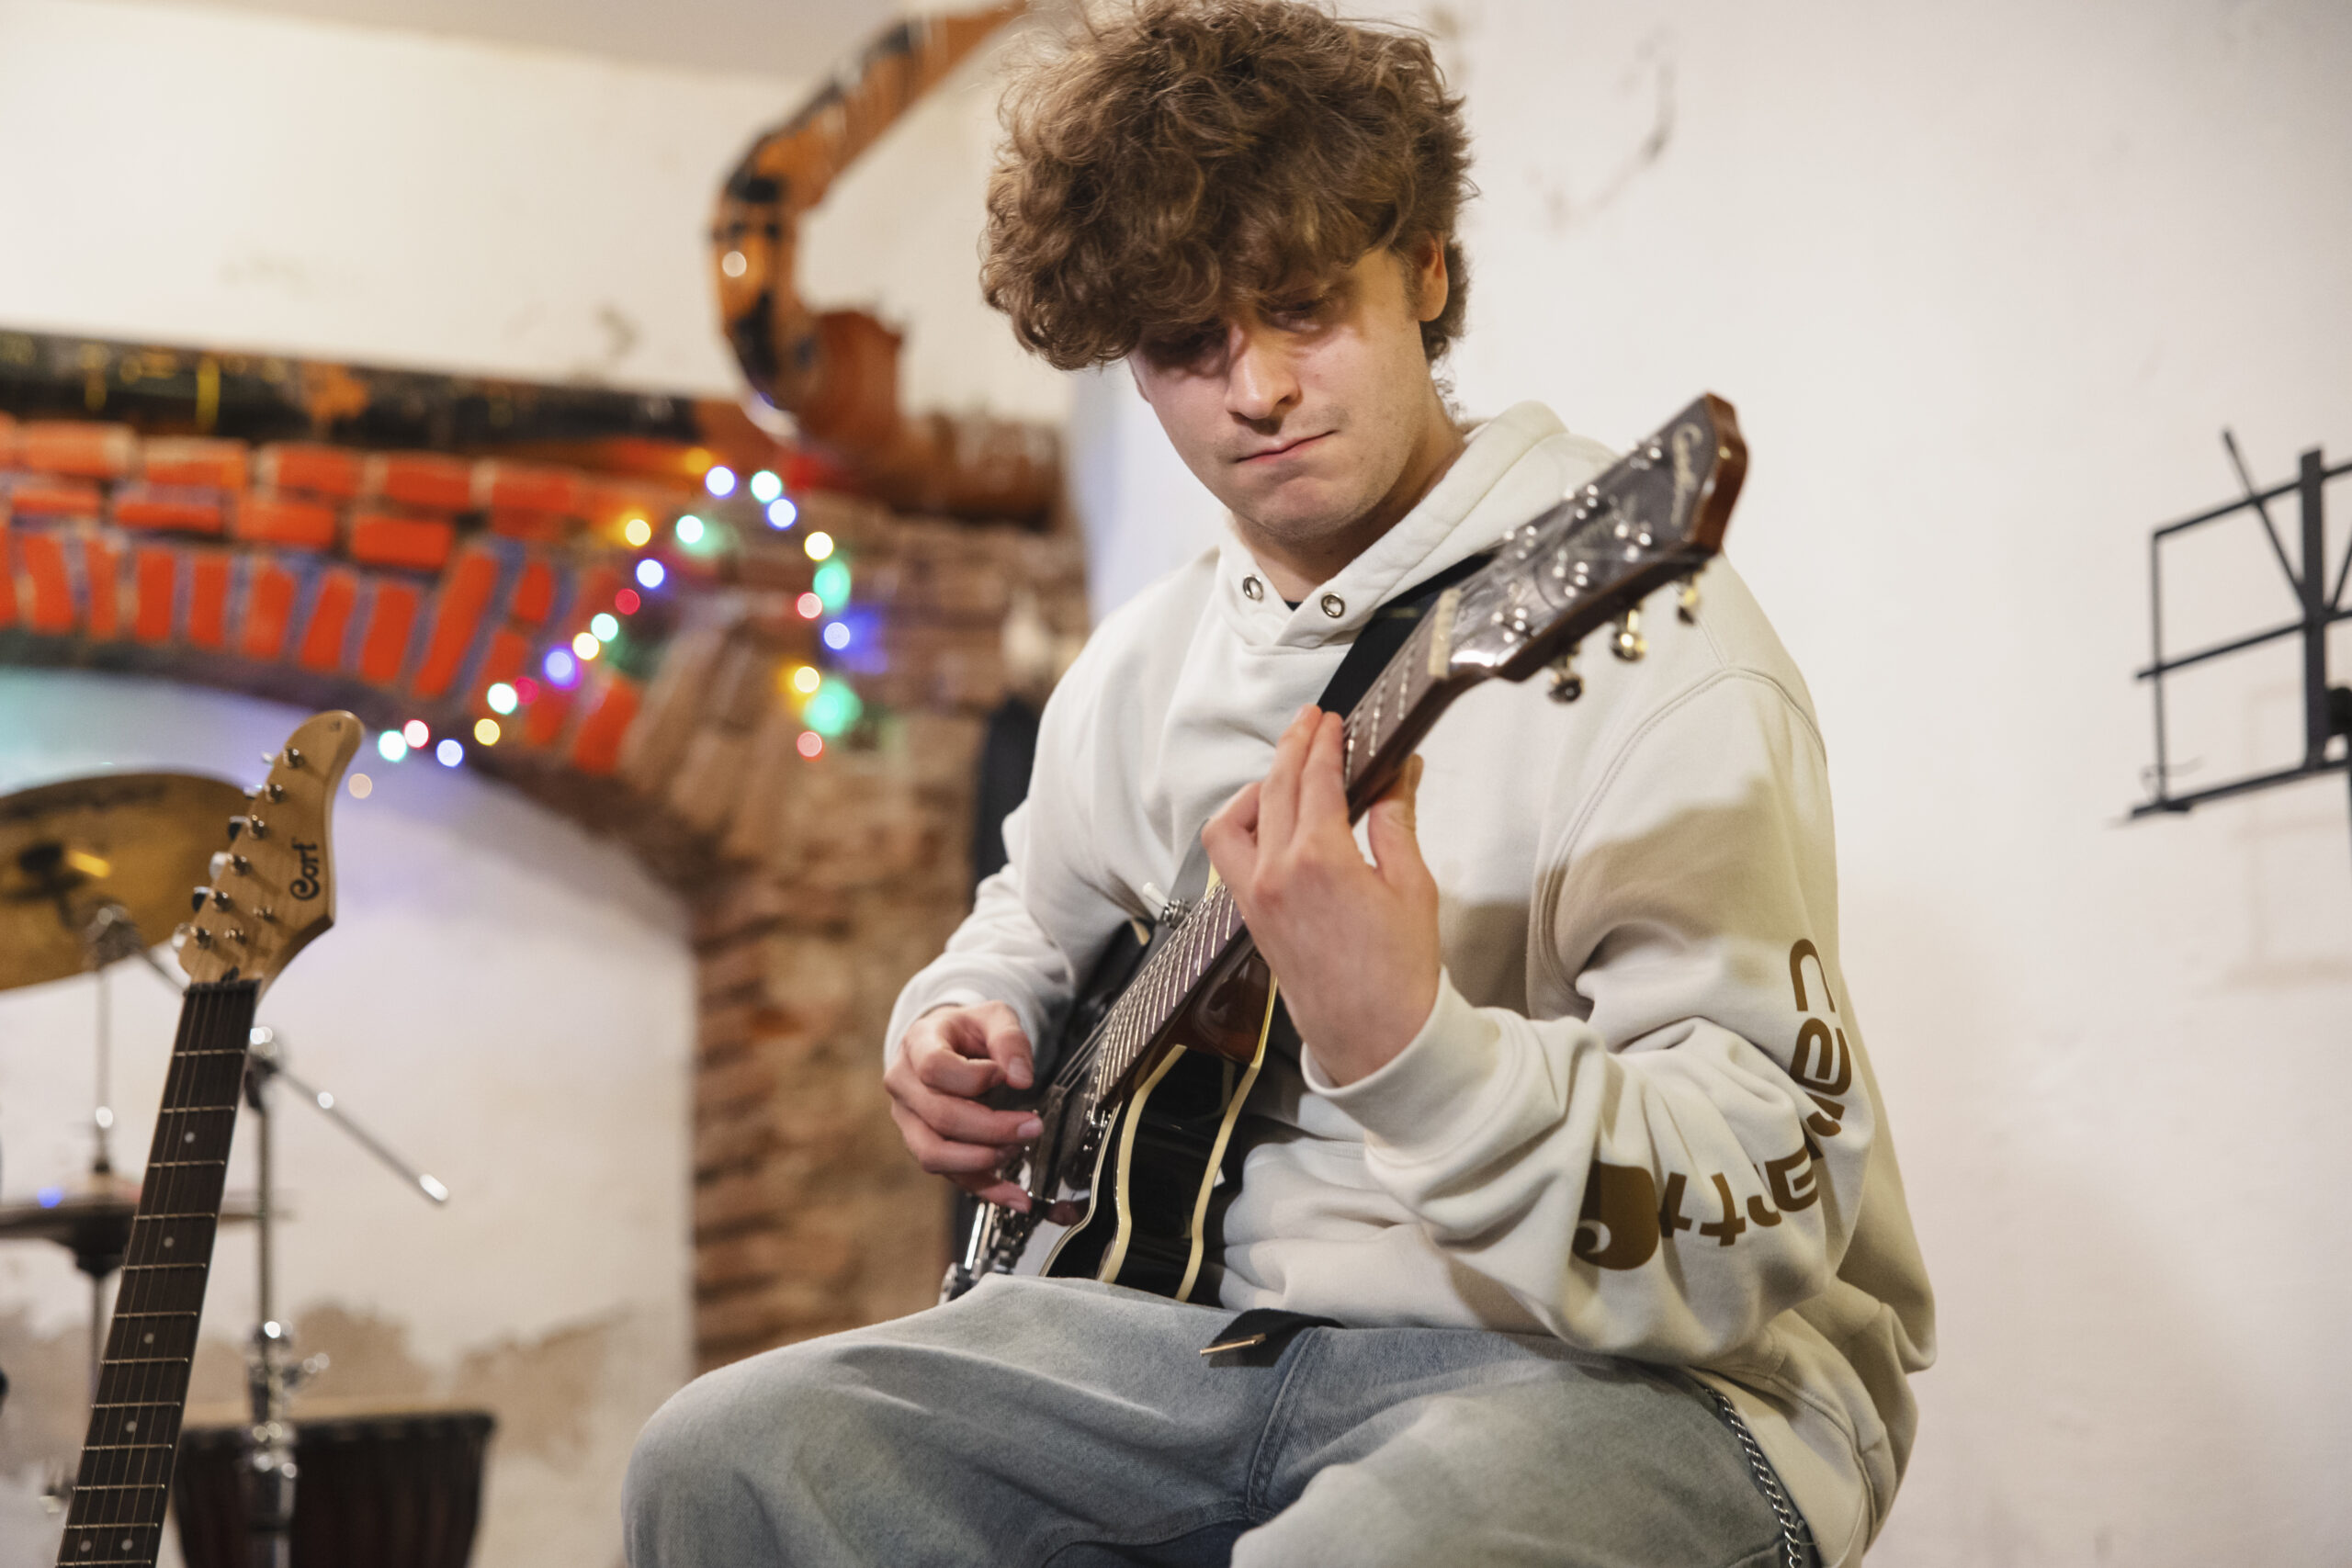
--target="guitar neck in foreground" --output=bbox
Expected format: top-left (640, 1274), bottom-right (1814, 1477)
top-left (57, 980), bottom-right (256, 1568)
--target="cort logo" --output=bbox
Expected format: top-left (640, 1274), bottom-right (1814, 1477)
top-left (290, 840), bottom-right (322, 900)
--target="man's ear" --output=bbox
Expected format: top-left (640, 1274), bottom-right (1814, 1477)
top-left (1408, 236), bottom-right (1450, 326)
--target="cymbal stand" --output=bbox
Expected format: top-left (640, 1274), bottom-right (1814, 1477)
top-left (239, 1027), bottom-right (447, 1568)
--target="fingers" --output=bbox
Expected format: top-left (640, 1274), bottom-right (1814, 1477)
top-left (1365, 753), bottom-right (1436, 901)
top-left (889, 1101), bottom-right (1039, 1214)
top-left (977, 1006), bottom-right (1035, 1091)
top-left (949, 1170), bottom-right (1034, 1211)
top-left (910, 1003), bottom-right (1028, 1097)
top-left (1296, 709), bottom-right (1351, 830)
top-left (1201, 779), bottom-right (1262, 896)
top-left (1255, 705), bottom-right (1321, 858)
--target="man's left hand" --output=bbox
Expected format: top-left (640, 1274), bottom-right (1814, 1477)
top-left (1201, 707), bottom-right (1442, 1087)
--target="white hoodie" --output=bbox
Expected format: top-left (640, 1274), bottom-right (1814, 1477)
top-left (888, 402), bottom-right (1935, 1564)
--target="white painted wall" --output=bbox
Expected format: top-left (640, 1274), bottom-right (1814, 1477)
top-left (1082, 1), bottom-right (2352, 1562)
top-left (5, 0), bottom-right (2350, 1562)
top-left (0, 0), bottom-right (1068, 421)
top-left (0, 673), bottom-right (695, 1568)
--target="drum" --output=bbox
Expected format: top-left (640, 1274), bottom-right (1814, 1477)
top-left (172, 1409), bottom-right (495, 1568)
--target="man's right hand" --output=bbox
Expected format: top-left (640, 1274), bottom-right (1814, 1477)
top-left (884, 1001), bottom-right (1043, 1212)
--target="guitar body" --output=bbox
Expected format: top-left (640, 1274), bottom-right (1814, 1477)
top-left (1043, 950), bottom-right (1279, 1299)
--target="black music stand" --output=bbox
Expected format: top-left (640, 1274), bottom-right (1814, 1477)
top-left (2132, 434), bottom-right (2352, 873)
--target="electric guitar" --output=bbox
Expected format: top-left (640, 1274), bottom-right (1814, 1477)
top-left (944, 393), bottom-right (1748, 1303)
top-left (53, 711), bottom-right (361, 1568)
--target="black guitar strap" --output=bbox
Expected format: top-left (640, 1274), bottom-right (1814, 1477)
top-left (1167, 548), bottom-right (1494, 908)
top-left (1310, 549), bottom-right (1494, 719)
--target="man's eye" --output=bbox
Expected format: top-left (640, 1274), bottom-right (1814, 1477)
top-left (1146, 328), bottom-right (1221, 367)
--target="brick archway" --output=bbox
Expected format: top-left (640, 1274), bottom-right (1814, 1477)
top-left (0, 409), bottom-right (1091, 1367)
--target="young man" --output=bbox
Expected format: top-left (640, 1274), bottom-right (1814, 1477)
top-left (627, 4), bottom-right (1933, 1564)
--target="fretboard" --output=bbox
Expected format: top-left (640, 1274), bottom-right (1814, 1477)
top-left (56, 979), bottom-right (255, 1568)
top-left (1071, 597), bottom-right (1475, 1109)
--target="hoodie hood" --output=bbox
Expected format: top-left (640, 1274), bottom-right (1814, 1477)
top-left (1209, 401), bottom-right (1616, 650)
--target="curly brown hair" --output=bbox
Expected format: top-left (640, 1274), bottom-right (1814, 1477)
top-left (981, 0), bottom-right (1473, 369)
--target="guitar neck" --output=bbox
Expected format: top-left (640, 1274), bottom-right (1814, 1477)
top-left (57, 979), bottom-right (256, 1568)
top-left (1072, 613), bottom-right (1480, 1102)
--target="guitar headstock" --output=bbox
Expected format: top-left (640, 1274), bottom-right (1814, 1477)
top-left (177, 710), bottom-right (362, 992)
top-left (1442, 394), bottom-right (1746, 683)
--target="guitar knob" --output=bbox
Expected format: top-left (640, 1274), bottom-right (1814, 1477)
top-left (1611, 610), bottom-right (1647, 662)
top-left (1547, 656), bottom-right (1585, 704)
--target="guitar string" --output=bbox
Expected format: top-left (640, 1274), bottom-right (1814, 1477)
top-left (79, 984), bottom-right (209, 1537)
top-left (89, 983), bottom-right (201, 1538)
top-left (74, 982), bottom-right (245, 1548)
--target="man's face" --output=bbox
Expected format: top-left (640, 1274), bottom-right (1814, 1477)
top-left (1128, 243), bottom-right (1450, 552)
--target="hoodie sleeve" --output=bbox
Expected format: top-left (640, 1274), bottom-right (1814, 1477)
top-left (884, 649), bottom-right (1141, 1073)
top-left (1308, 670), bottom-right (1873, 1363)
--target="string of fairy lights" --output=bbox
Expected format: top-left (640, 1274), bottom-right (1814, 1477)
top-left (361, 460), bottom-right (865, 784)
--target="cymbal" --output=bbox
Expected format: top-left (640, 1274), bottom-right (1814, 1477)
top-left (0, 771), bottom-right (247, 991)
top-left (0, 1183), bottom-right (266, 1278)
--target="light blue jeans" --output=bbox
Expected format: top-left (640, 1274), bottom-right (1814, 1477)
top-left (625, 1275), bottom-right (1790, 1567)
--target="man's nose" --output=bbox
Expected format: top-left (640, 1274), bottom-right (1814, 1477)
top-left (1223, 321), bottom-right (1299, 424)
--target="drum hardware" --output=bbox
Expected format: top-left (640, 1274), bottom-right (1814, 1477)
top-left (239, 1026), bottom-right (449, 1568)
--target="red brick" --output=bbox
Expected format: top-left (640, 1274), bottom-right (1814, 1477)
top-left (1, 472), bottom-right (104, 518)
top-left (234, 492), bottom-right (339, 549)
top-left (241, 561), bottom-right (299, 660)
top-left (347, 510), bottom-right (454, 571)
top-left (81, 534), bottom-right (121, 639)
top-left (362, 451), bottom-right (474, 513)
top-left (17, 421), bottom-right (134, 479)
top-left (356, 579), bottom-right (422, 684)
top-left (111, 483), bottom-right (227, 535)
top-left (475, 461), bottom-right (584, 516)
top-left (254, 443), bottom-right (363, 501)
top-left (487, 510), bottom-right (573, 544)
top-left (141, 437), bottom-right (248, 491)
top-left (131, 545), bottom-right (175, 643)
top-left (186, 551), bottom-right (232, 649)
top-left (510, 557), bottom-right (556, 624)
top-left (297, 569), bottom-right (359, 671)
top-left (411, 545), bottom-right (500, 699)
top-left (18, 530), bottom-right (76, 633)
top-left (571, 674), bottom-right (641, 775)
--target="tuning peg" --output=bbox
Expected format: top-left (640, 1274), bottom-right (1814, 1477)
top-left (210, 889), bottom-right (234, 911)
top-left (283, 747), bottom-right (305, 771)
top-left (1611, 610), bottom-right (1647, 662)
top-left (230, 815), bottom-right (269, 840)
top-left (1546, 654), bottom-right (1585, 704)
top-left (247, 782), bottom-right (285, 803)
top-left (189, 927), bottom-right (214, 949)
top-left (190, 887), bottom-right (209, 913)
top-left (1678, 579), bottom-right (1701, 624)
